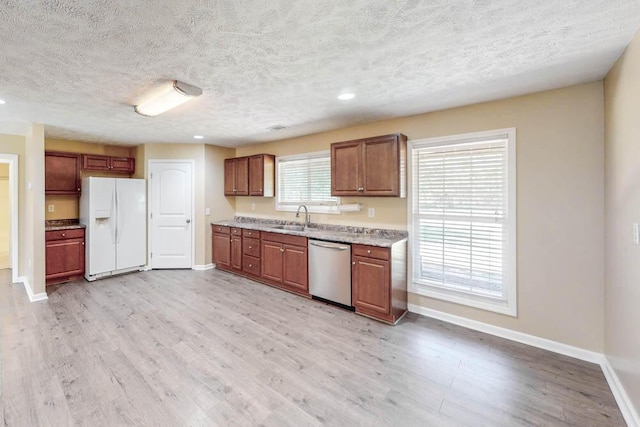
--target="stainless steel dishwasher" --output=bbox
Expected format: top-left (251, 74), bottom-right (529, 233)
top-left (308, 240), bottom-right (354, 310)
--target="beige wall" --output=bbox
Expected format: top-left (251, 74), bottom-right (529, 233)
top-left (205, 145), bottom-right (236, 263)
top-left (44, 138), bottom-right (135, 220)
top-left (0, 134), bottom-right (26, 282)
top-left (24, 124), bottom-right (46, 295)
top-left (0, 163), bottom-right (10, 269)
top-left (604, 31), bottom-right (640, 414)
top-left (237, 82), bottom-right (606, 351)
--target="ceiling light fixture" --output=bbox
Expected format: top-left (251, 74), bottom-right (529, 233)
top-left (0, 99), bottom-right (6, 104)
top-left (337, 93), bottom-right (355, 100)
top-left (134, 80), bottom-right (202, 117)
top-left (193, 135), bottom-right (204, 139)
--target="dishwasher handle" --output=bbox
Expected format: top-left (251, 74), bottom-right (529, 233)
top-left (309, 241), bottom-right (350, 251)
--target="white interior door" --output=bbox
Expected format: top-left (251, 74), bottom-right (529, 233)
top-left (149, 161), bottom-right (193, 269)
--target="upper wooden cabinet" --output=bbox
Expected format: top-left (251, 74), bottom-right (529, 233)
top-left (82, 154), bottom-right (135, 174)
top-left (45, 151), bottom-right (82, 195)
top-left (224, 154), bottom-right (274, 197)
top-left (331, 133), bottom-right (407, 197)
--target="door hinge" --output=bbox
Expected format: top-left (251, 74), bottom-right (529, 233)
top-left (150, 212), bottom-right (153, 219)
top-left (150, 252), bottom-right (153, 258)
top-left (150, 173), bottom-right (153, 179)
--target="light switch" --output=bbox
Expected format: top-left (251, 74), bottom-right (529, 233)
top-left (368, 208), bottom-right (375, 218)
top-left (205, 208), bottom-right (211, 216)
top-left (48, 204), bottom-right (54, 212)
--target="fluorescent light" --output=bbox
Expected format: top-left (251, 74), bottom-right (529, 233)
top-left (134, 80), bottom-right (202, 116)
top-left (0, 99), bottom-right (5, 104)
top-left (193, 135), bottom-right (204, 139)
top-left (337, 93), bottom-right (355, 100)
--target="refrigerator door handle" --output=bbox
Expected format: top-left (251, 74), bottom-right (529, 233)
top-left (116, 185), bottom-right (122, 244)
top-left (112, 187), bottom-right (118, 244)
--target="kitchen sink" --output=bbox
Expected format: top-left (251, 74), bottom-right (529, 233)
top-left (269, 224), bottom-right (306, 231)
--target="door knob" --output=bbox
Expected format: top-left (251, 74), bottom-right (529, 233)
top-left (186, 219), bottom-right (191, 224)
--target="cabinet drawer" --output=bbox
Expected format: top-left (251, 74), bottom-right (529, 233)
top-left (212, 225), bottom-right (231, 234)
top-left (231, 227), bottom-right (242, 236)
top-left (242, 229), bottom-right (260, 238)
top-left (352, 244), bottom-right (390, 260)
top-left (243, 255), bottom-right (261, 276)
top-left (243, 238), bottom-right (260, 257)
top-left (45, 228), bottom-right (85, 241)
top-left (261, 231), bottom-right (307, 247)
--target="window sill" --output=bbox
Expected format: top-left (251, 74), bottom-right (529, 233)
top-left (409, 281), bottom-right (517, 317)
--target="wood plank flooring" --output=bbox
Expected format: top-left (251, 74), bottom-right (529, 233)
top-left (0, 268), bottom-right (625, 426)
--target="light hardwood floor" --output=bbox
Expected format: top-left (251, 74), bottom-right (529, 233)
top-left (0, 268), bottom-right (625, 426)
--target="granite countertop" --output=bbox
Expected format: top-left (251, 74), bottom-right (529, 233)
top-left (212, 218), bottom-right (407, 248)
top-left (45, 219), bottom-right (86, 231)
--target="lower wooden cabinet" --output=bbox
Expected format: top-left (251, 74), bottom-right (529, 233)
top-left (230, 234), bottom-right (242, 271)
top-left (45, 228), bottom-right (85, 285)
top-left (261, 232), bottom-right (308, 295)
top-left (352, 243), bottom-right (407, 324)
top-left (212, 227), bottom-right (231, 269)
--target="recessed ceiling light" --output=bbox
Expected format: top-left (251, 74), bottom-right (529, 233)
top-left (337, 93), bottom-right (355, 100)
top-left (193, 135), bottom-right (204, 139)
top-left (0, 99), bottom-right (6, 104)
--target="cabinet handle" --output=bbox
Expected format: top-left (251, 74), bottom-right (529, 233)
top-left (280, 248), bottom-right (284, 252)
top-left (367, 249), bottom-right (371, 254)
top-left (358, 187), bottom-right (364, 192)
top-left (77, 187), bottom-right (80, 191)
top-left (259, 188), bottom-right (262, 192)
top-left (82, 242), bottom-right (85, 245)
top-left (352, 261), bottom-right (355, 265)
top-left (249, 246), bottom-right (252, 249)
top-left (249, 264), bottom-right (252, 268)
top-left (62, 233), bottom-right (66, 237)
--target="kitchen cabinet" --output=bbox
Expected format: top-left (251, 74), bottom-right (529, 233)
top-left (249, 154), bottom-right (275, 197)
top-left (212, 226), bottom-right (231, 270)
top-left (82, 154), bottom-right (135, 174)
top-left (352, 242), bottom-right (407, 324)
top-left (45, 151), bottom-right (82, 195)
top-left (45, 228), bottom-right (85, 285)
top-left (224, 154), bottom-right (275, 197)
top-left (331, 133), bottom-right (407, 197)
top-left (242, 229), bottom-right (261, 277)
top-left (231, 232), bottom-right (243, 272)
top-left (224, 157), bottom-right (249, 196)
top-left (261, 231), bottom-right (308, 296)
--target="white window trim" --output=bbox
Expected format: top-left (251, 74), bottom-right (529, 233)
top-left (275, 150), bottom-right (341, 214)
top-left (407, 128), bottom-right (517, 316)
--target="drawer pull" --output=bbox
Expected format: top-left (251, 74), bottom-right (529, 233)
top-left (367, 249), bottom-right (371, 254)
top-left (62, 233), bottom-right (66, 237)
top-left (280, 248), bottom-right (284, 252)
top-left (249, 264), bottom-right (253, 268)
top-left (249, 246), bottom-right (252, 249)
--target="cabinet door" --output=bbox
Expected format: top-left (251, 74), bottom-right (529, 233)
top-left (45, 152), bottom-right (81, 195)
top-left (283, 244), bottom-right (308, 292)
top-left (45, 238), bottom-right (85, 281)
top-left (331, 141), bottom-right (361, 196)
top-left (235, 157), bottom-right (249, 196)
top-left (353, 256), bottom-right (390, 315)
top-left (249, 155), bottom-right (264, 196)
top-left (231, 235), bottom-right (243, 271)
top-left (82, 154), bottom-right (111, 171)
top-left (361, 136), bottom-right (399, 195)
top-left (212, 233), bottom-right (231, 268)
top-left (224, 159), bottom-right (236, 196)
top-left (110, 157), bottom-right (135, 173)
top-left (261, 241), bottom-right (283, 282)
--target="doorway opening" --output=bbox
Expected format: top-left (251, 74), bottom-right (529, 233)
top-left (0, 154), bottom-right (19, 283)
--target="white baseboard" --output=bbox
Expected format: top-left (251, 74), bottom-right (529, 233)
top-left (18, 276), bottom-right (48, 302)
top-left (193, 263), bottom-right (214, 271)
top-left (601, 356), bottom-right (640, 427)
top-left (408, 304), bottom-right (639, 426)
top-left (408, 304), bottom-right (602, 363)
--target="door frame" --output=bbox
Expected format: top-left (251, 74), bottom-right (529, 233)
top-left (0, 153), bottom-right (19, 283)
top-left (147, 159), bottom-right (196, 269)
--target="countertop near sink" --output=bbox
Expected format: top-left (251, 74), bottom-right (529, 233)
top-left (45, 219), bottom-right (86, 231)
top-left (212, 218), bottom-right (407, 248)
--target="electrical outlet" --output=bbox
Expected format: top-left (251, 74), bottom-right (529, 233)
top-left (48, 204), bottom-right (54, 212)
top-left (251, 203), bottom-right (256, 211)
top-left (368, 208), bottom-right (375, 218)
top-left (634, 223), bottom-right (639, 245)
top-left (205, 208), bottom-right (211, 216)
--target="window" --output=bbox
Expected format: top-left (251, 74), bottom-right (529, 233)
top-left (408, 128), bottom-right (516, 316)
top-left (276, 151), bottom-right (340, 213)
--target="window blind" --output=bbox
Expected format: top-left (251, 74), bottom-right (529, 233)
top-left (412, 138), bottom-right (509, 299)
top-left (277, 152), bottom-right (339, 207)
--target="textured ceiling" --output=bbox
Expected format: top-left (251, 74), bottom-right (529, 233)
top-left (0, 1), bottom-right (638, 147)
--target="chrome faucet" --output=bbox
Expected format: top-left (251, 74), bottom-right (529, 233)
top-left (295, 205), bottom-right (310, 226)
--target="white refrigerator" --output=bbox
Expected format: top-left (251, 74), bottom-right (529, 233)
top-left (79, 177), bottom-right (146, 281)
